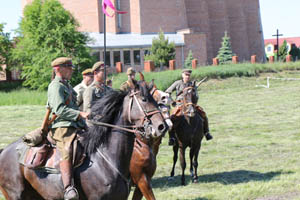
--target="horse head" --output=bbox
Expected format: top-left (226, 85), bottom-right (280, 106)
top-left (182, 81), bottom-right (198, 118)
top-left (149, 81), bottom-right (173, 131)
top-left (124, 80), bottom-right (168, 138)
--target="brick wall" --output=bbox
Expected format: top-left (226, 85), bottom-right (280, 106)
top-left (183, 33), bottom-right (207, 66)
top-left (139, 0), bottom-right (188, 33)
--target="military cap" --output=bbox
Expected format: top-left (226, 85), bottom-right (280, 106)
top-left (82, 68), bottom-right (93, 76)
top-left (127, 67), bottom-right (136, 75)
top-left (92, 61), bottom-right (105, 72)
top-left (182, 69), bottom-right (192, 75)
top-left (51, 57), bottom-right (74, 68)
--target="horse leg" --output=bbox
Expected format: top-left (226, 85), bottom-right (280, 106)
top-left (170, 143), bottom-right (179, 178)
top-left (189, 147), bottom-right (195, 178)
top-left (192, 145), bottom-right (201, 183)
top-left (132, 186), bottom-right (143, 200)
top-left (179, 147), bottom-right (186, 186)
top-left (135, 174), bottom-right (155, 200)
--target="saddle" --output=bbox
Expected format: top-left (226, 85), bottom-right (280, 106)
top-left (19, 129), bottom-right (86, 173)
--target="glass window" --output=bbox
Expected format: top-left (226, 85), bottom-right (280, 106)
top-left (113, 51), bottom-right (121, 65)
top-left (102, 51), bottom-right (111, 66)
top-left (134, 50), bottom-right (141, 65)
top-left (267, 46), bottom-right (272, 52)
top-left (117, 0), bottom-right (122, 28)
top-left (92, 51), bottom-right (100, 61)
top-left (124, 50), bottom-right (131, 65)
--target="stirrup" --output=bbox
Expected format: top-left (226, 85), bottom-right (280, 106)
top-left (64, 185), bottom-right (79, 200)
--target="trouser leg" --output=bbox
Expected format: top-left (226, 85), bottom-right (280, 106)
top-left (196, 106), bottom-right (213, 141)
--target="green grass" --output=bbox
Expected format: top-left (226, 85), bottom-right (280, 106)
top-left (1, 70), bottom-right (300, 199)
top-left (0, 88), bottom-right (47, 106)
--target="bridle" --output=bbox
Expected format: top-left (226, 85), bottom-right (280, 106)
top-left (128, 91), bottom-right (163, 133)
top-left (181, 86), bottom-right (197, 116)
top-left (88, 90), bottom-right (163, 138)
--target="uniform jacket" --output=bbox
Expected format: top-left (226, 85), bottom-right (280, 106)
top-left (83, 80), bottom-right (112, 113)
top-left (74, 81), bottom-right (88, 111)
top-left (165, 80), bottom-right (194, 102)
top-left (47, 76), bottom-right (85, 129)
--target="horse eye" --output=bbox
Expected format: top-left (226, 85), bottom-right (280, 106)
top-left (161, 96), bottom-right (166, 100)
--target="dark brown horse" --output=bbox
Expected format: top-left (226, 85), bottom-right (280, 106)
top-left (169, 82), bottom-right (205, 185)
top-left (130, 75), bottom-right (173, 200)
top-left (0, 82), bottom-right (167, 200)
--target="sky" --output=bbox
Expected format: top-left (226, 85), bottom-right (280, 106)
top-left (0, 0), bottom-right (300, 39)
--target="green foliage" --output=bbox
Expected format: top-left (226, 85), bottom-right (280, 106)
top-left (0, 23), bottom-right (13, 69)
top-left (278, 40), bottom-right (288, 61)
top-left (217, 31), bottom-right (235, 64)
top-left (184, 50), bottom-right (194, 68)
top-left (13, 0), bottom-right (94, 90)
top-left (144, 30), bottom-right (175, 67)
top-left (289, 45), bottom-right (300, 61)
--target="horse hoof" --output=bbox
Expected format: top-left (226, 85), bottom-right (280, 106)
top-left (193, 179), bottom-right (198, 183)
top-left (168, 176), bottom-right (174, 181)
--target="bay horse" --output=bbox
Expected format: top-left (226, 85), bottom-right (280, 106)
top-left (0, 81), bottom-right (167, 200)
top-left (130, 74), bottom-right (173, 200)
top-left (169, 82), bottom-right (205, 185)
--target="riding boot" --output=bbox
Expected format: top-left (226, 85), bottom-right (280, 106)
top-left (203, 117), bottom-right (213, 141)
top-left (60, 160), bottom-right (79, 200)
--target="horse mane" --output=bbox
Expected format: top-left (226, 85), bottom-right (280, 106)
top-left (82, 90), bottom-right (128, 155)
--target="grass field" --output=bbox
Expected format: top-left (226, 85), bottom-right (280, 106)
top-left (0, 71), bottom-right (300, 199)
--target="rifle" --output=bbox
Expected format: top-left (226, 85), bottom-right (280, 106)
top-left (41, 107), bottom-right (57, 134)
top-left (196, 77), bottom-right (208, 87)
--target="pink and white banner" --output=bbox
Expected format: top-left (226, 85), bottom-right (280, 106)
top-left (102, 0), bottom-right (127, 17)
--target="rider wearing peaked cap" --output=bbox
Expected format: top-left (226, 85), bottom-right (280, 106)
top-left (165, 69), bottom-right (213, 146)
top-left (74, 68), bottom-right (94, 111)
top-left (48, 57), bottom-right (89, 200)
top-left (120, 67), bottom-right (138, 92)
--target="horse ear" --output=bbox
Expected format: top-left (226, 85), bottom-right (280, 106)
top-left (148, 79), bottom-right (154, 91)
top-left (192, 81), bottom-right (196, 87)
top-left (138, 71), bottom-right (145, 81)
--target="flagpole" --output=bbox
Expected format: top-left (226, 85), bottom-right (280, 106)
top-left (103, 13), bottom-right (107, 87)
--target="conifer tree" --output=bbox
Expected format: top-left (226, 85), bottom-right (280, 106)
top-left (184, 50), bottom-right (194, 68)
top-left (144, 30), bottom-right (175, 68)
top-left (278, 40), bottom-right (288, 61)
top-left (217, 31), bottom-right (235, 64)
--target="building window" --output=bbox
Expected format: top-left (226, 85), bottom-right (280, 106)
top-left (134, 50), bottom-right (141, 65)
top-left (117, 0), bottom-right (122, 28)
top-left (267, 46), bottom-right (272, 52)
top-left (92, 51), bottom-right (100, 61)
top-left (124, 50), bottom-right (130, 65)
top-left (103, 51), bottom-right (111, 66)
top-left (114, 51), bottom-right (121, 65)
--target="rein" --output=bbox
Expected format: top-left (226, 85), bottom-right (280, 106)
top-left (128, 91), bottom-right (162, 125)
top-left (96, 148), bottom-right (130, 189)
top-left (87, 120), bottom-right (144, 136)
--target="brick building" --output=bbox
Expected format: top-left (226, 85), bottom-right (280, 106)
top-left (22, 0), bottom-right (265, 70)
